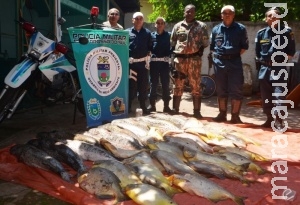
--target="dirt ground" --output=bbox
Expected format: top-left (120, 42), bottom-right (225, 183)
top-left (0, 93), bottom-right (299, 205)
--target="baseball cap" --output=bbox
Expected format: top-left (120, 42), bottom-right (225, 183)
top-left (155, 17), bottom-right (166, 23)
top-left (221, 5), bottom-right (235, 13)
top-left (133, 12), bottom-right (144, 19)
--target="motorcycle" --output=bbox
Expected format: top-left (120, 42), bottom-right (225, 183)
top-left (0, 17), bottom-right (85, 124)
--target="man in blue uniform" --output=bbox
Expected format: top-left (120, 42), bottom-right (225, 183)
top-left (126, 12), bottom-right (152, 115)
top-left (255, 7), bottom-right (295, 130)
top-left (170, 4), bottom-right (209, 118)
top-left (210, 5), bottom-right (249, 124)
top-left (147, 17), bottom-right (172, 113)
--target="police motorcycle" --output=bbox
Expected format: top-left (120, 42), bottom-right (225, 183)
top-left (0, 17), bottom-right (85, 124)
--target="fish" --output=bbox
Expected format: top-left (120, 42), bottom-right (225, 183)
top-left (223, 133), bottom-right (247, 148)
top-left (92, 160), bottom-right (141, 189)
top-left (73, 133), bottom-right (99, 145)
top-left (182, 117), bottom-right (204, 130)
top-left (124, 154), bottom-right (181, 197)
top-left (122, 151), bottom-right (166, 173)
top-left (27, 138), bottom-right (87, 175)
top-left (135, 116), bottom-right (182, 134)
top-left (151, 149), bottom-right (198, 175)
top-left (199, 135), bottom-right (239, 148)
top-left (170, 132), bottom-right (214, 153)
top-left (186, 160), bottom-right (227, 179)
top-left (148, 113), bottom-right (187, 129)
top-left (183, 148), bottom-right (247, 173)
top-left (217, 152), bottom-right (267, 175)
top-left (78, 167), bottom-right (127, 204)
top-left (100, 139), bottom-right (146, 159)
top-left (64, 139), bottom-right (117, 161)
top-left (147, 140), bottom-right (187, 162)
top-left (170, 173), bottom-right (245, 205)
top-left (164, 135), bottom-right (204, 152)
top-left (213, 146), bottom-right (269, 161)
top-left (10, 144), bottom-right (71, 182)
top-left (124, 183), bottom-right (178, 205)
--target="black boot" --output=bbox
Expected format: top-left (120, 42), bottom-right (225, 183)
top-left (163, 100), bottom-right (172, 113)
top-left (230, 99), bottom-right (243, 124)
top-left (171, 96), bottom-right (181, 114)
top-left (139, 100), bottom-right (150, 115)
top-left (147, 99), bottom-right (156, 112)
top-left (193, 96), bottom-right (203, 119)
top-left (212, 98), bottom-right (227, 122)
top-left (261, 114), bottom-right (273, 128)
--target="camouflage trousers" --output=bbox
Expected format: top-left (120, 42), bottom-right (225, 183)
top-left (173, 57), bottom-right (202, 96)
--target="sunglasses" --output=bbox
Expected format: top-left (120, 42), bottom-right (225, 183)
top-left (109, 13), bottom-right (119, 16)
top-left (134, 17), bottom-right (143, 20)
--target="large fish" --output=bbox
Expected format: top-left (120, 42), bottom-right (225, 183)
top-left (147, 141), bottom-right (187, 162)
top-left (124, 153), bottom-right (181, 197)
top-left (151, 150), bottom-right (198, 175)
top-left (78, 167), bottom-right (127, 204)
top-left (92, 160), bottom-right (141, 189)
top-left (186, 160), bottom-right (227, 179)
top-left (125, 183), bottom-right (178, 205)
top-left (64, 139), bottom-right (117, 161)
top-left (10, 144), bottom-right (71, 182)
top-left (148, 113), bottom-right (188, 129)
top-left (100, 139), bottom-right (146, 159)
top-left (27, 138), bottom-right (87, 175)
top-left (213, 146), bottom-right (269, 161)
top-left (183, 148), bottom-right (247, 173)
top-left (73, 133), bottom-right (99, 145)
top-left (169, 132), bottom-right (213, 153)
top-left (170, 173), bottom-right (245, 205)
top-left (216, 152), bottom-right (267, 175)
top-left (135, 116), bottom-right (182, 134)
top-left (122, 151), bottom-right (165, 173)
top-left (164, 135), bottom-right (203, 152)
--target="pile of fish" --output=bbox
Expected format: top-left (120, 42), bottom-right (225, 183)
top-left (10, 113), bottom-right (269, 205)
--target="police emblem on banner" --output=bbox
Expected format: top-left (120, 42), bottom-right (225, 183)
top-left (110, 97), bottom-right (125, 115)
top-left (84, 47), bottom-right (122, 97)
top-left (87, 98), bottom-right (101, 120)
top-left (98, 56), bottom-right (112, 87)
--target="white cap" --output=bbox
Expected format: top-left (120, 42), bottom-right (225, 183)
top-left (155, 17), bottom-right (166, 23)
top-left (133, 12), bottom-right (144, 19)
top-left (221, 5), bottom-right (235, 13)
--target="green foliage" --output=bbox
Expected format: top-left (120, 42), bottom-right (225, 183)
top-left (148, 0), bottom-right (300, 22)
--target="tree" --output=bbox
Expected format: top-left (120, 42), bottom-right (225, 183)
top-left (148, 0), bottom-right (300, 22)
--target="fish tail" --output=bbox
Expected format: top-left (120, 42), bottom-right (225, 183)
top-left (233, 196), bottom-right (246, 205)
top-left (161, 183), bottom-right (182, 197)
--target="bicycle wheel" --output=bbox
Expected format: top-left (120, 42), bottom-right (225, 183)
top-left (200, 75), bottom-right (216, 99)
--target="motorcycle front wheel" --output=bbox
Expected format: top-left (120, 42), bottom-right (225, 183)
top-left (0, 87), bottom-right (24, 123)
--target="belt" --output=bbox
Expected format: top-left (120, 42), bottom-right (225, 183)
top-left (151, 57), bottom-right (169, 62)
top-left (129, 57), bottom-right (147, 64)
top-left (213, 53), bottom-right (240, 60)
top-left (174, 52), bottom-right (199, 58)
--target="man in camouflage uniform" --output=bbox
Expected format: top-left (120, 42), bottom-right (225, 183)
top-left (170, 4), bottom-right (209, 118)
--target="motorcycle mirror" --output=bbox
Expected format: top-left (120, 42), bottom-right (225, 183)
top-left (79, 37), bottom-right (88, 45)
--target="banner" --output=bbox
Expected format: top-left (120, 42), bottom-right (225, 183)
top-left (68, 28), bottom-right (129, 127)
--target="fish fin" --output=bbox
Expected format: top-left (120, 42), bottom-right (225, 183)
top-left (233, 196), bottom-right (247, 205)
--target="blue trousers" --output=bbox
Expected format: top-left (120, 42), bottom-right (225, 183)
top-left (214, 58), bottom-right (244, 100)
top-left (149, 61), bottom-right (171, 102)
top-left (129, 62), bottom-right (149, 103)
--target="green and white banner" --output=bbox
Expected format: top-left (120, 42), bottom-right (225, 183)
top-left (68, 28), bottom-right (129, 127)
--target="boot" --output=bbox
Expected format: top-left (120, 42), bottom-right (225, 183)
top-left (274, 115), bottom-right (285, 130)
top-left (230, 99), bottom-right (243, 124)
top-left (212, 98), bottom-right (227, 122)
top-left (193, 96), bottom-right (203, 119)
top-left (139, 100), bottom-right (150, 115)
top-left (171, 96), bottom-right (181, 114)
top-left (147, 99), bottom-right (156, 112)
top-left (261, 114), bottom-right (273, 128)
top-left (163, 100), bottom-right (172, 113)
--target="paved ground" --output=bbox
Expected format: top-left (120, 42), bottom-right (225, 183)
top-left (0, 93), bottom-right (299, 204)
